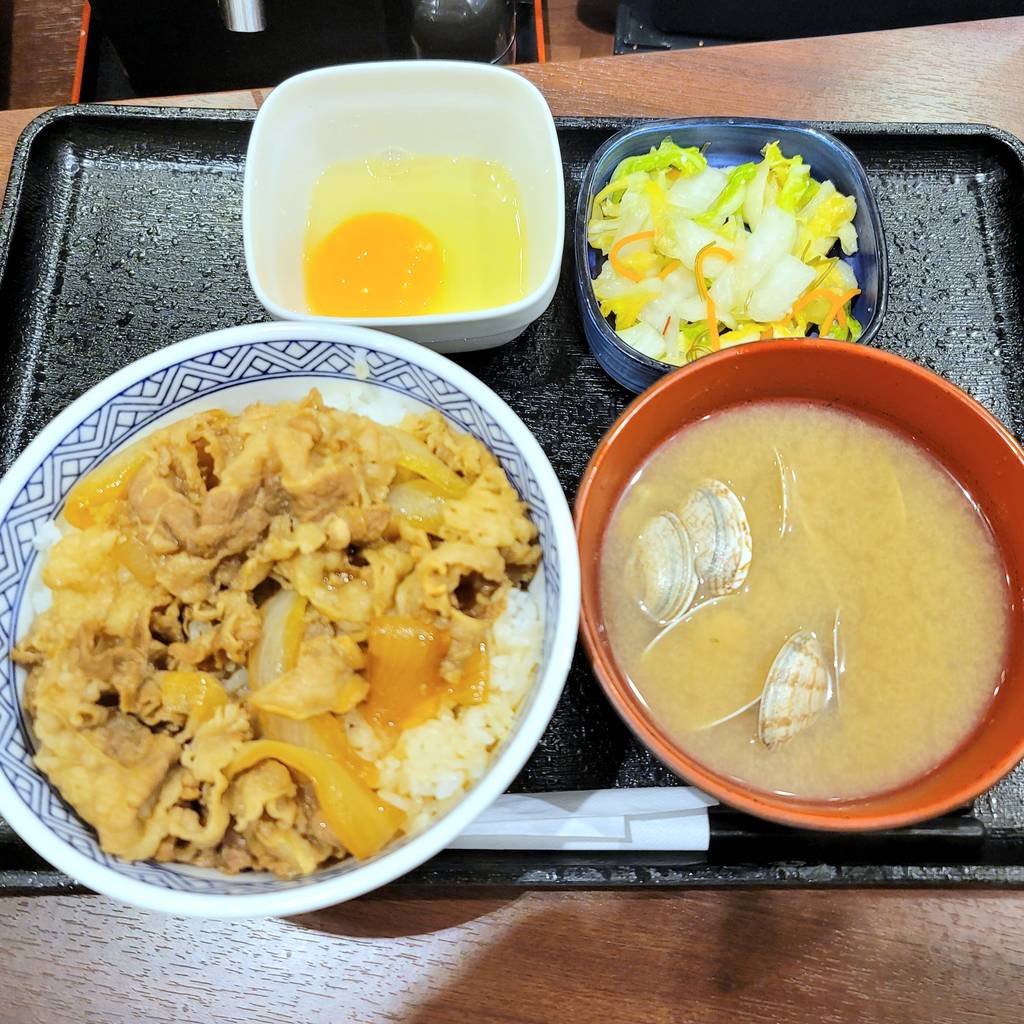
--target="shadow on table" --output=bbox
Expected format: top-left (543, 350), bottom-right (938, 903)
top-left (286, 886), bottom-right (524, 939)
top-left (397, 888), bottom-right (849, 1021)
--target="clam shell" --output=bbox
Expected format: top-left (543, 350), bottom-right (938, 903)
top-left (627, 512), bottom-right (698, 624)
top-left (758, 630), bottom-right (831, 748)
top-left (680, 479), bottom-right (752, 598)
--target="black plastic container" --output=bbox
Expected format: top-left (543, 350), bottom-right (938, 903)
top-left (2, 107), bottom-right (1024, 893)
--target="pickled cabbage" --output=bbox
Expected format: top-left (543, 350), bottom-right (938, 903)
top-left (611, 138), bottom-right (707, 181)
top-left (588, 137), bottom-right (863, 365)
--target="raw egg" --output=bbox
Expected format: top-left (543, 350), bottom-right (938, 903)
top-left (303, 152), bottom-right (526, 318)
top-left (306, 212), bottom-right (443, 317)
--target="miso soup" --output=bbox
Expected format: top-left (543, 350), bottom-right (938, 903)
top-left (600, 401), bottom-right (1009, 800)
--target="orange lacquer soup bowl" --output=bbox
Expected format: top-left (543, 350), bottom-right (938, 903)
top-left (576, 339), bottom-right (1024, 830)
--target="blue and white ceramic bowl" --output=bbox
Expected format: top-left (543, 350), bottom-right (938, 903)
top-left (0, 323), bottom-right (580, 919)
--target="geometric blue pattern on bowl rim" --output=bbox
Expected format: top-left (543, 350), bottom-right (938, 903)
top-left (0, 338), bottom-right (561, 896)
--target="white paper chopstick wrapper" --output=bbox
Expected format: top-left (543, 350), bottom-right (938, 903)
top-left (448, 787), bottom-right (717, 852)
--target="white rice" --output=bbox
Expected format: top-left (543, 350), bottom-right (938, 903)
top-left (30, 520), bottom-right (62, 553)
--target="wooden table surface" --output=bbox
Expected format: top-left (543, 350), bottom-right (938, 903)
top-left (2, 18), bottom-right (1024, 1023)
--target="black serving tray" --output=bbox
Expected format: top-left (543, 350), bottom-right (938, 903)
top-left (3, 106), bottom-right (1024, 895)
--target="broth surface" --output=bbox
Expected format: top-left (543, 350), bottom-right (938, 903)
top-left (600, 401), bottom-right (1009, 799)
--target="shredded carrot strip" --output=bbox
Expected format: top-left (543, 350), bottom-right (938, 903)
top-left (760, 327), bottom-right (773, 340)
top-left (658, 260), bottom-right (681, 279)
top-left (789, 287), bottom-right (840, 322)
top-left (694, 244), bottom-right (734, 351)
top-left (819, 288), bottom-right (861, 337)
top-left (610, 230), bottom-right (656, 283)
top-left (706, 309), bottom-right (722, 351)
top-left (694, 244), bottom-right (734, 302)
top-left (661, 315), bottom-right (672, 337)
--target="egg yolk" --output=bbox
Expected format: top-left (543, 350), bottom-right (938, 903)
top-left (305, 212), bottom-right (443, 317)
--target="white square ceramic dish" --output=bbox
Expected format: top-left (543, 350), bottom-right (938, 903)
top-left (243, 62), bottom-right (565, 353)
